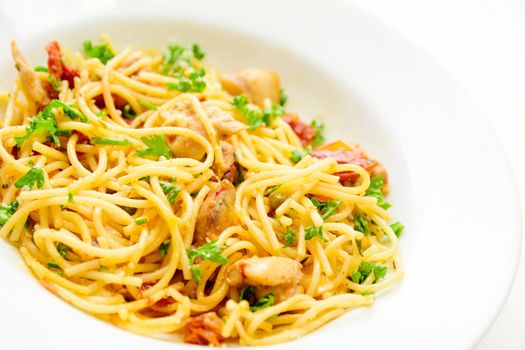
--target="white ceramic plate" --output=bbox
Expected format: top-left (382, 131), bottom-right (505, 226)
top-left (0, 1), bottom-right (521, 349)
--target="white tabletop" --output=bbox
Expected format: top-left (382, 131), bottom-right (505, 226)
top-left (349, 0), bottom-right (525, 348)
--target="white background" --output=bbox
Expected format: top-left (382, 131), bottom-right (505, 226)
top-left (348, 0), bottom-right (525, 348)
top-left (0, 0), bottom-right (523, 348)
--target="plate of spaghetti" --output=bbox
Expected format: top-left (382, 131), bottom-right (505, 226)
top-left (0, 2), bottom-right (520, 350)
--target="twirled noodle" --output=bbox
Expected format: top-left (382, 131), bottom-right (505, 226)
top-left (0, 38), bottom-right (403, 346)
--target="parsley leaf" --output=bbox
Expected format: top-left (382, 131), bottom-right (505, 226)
top-left (161, 42), bottom-right (205, 76)
top-left (186, 240), bottom-right (228, 285)
top-left (365, 176), bottom-right (391, 210)
top-left (83, 40), bottom-right (114, 64)
top-left (123, 104), bottom-right (136, 120)
top-left (91, 137), bottom-right (132, 146)
top-left (264, 184), bottom-right (282, 196)
top-left (290, 146), bottom-right (312, 164)
top-left (353, 213), bottom-right (369, 235)
top-left (279, 88), bottom-right (288, 107)
top-left (135, 135), bottom-right (172, 159)
top-left (250, 293), bottom-right (276, 311)
top-left (351, 261), bottom-right (387, 284)
top-left (166, 67), bottom-right (206, 93)
top-left (232, 95), bottom-right (283, 131)
top-left (192, 44), bottom-right (205, 60)
top-left (160, 181), bottom-right (180, 205)
top-left (34, 65), bottom-right (48, 72)
top-left (390, 221), bottom-right (405, 237)
top-left (47, 262), bottom-right (62, 270)
top-left (139, 99), bottom-right (157, 110)
top-left (47, 76), bottom-right (61, 91)
top-left (0, 200), bottom-right (18, 226)
top-left (134, 217), bottom-right (147, 225)
top-left (158, 240), bottom-right (171, 257)
top-left (47, 100), bottom-right (87, 122)
top-left (96, 109), bottom-right (108, 117)
top-left (310, 119), bottom-right (325, 146)
top-left (304, 225), bottom-right (327, 242)
top-left (68, 192), bottom-right (74, 203)
top-left (311, 198), bottom-right (343, 220)
top-left (279, 227), bottom-right (297, 247)
top-left (15, 166), bottom-right (45, 190)
top-left (15, 99), bottom-right (86, 147)
top-left (239, 285), bottom-right (256, 304)
top-left (57, 243), bottom-right (68, 259)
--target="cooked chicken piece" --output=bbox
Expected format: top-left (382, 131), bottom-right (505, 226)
top-left (205, 106), bottom-right (247, 136)
top-left (167, 106), bottom-right (245, 160)
top-left (10, 41), bottom-right (50, 106)
top-left (184, 312), bottom-right (224, 346)
top-left (166, 110), bottom-right (208, 160)
top-left (228, 256), bottom-right (303, 287)
top-left (194, 179), bottom-right (237, 244)
top-left (220, 68), bottom-right (280, 107)
top-left (213, 141), bottom-right (235, 178)
top-left (228, 256), bottom-right (304, 303)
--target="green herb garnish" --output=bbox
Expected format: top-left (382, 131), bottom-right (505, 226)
top-left (160, 181), bottom-right (180, 205)
top-left (0, 200), bottom-right (18, 226)
top-left (15, 166), bottom-right (45, 190)
top-left (311, 198), bottom-right (342, 220)
top-left (304, 225), bottom-right (327, 242)
top-left (350, 261), bottom-right (387, 284)
top-left (158, 240), bottom-right (171, 257)
top-left (91, 137), bottom-right (132, 146)
top-left (365, 176), bottom-right (391, 210)
top-left (279, 227), bottom-right (297, 247)
top-left (290, 146), bottom-right (312, 164)
top-left (83, 40), bottom-right (114, 64)
top-left (135, 135), bottom-right (172, 159)
top-left (186, 239), bottom-right (228, 285)
top-left (390, 221), bottom-right (405, 237)
top-left (134, 217), bottom-right (148, 225)
top-left (138, 99), bottom-right (157, 110)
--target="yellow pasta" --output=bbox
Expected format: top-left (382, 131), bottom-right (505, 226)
top-left (0, 38), bottom-right (403, 346)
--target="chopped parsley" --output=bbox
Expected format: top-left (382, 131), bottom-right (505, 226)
top-left (160, 181), bottom-right (180, 205)
top-left (353, 213), bottom-right (369, 235)
top-left (186, 239), bottom-right (228, 285)
top-left (57, 243), bottom-right (68, 259)
top-left (232, 95), bottom-right (284, 131)
top-left (279, 227), bottom-right (297, 247)
top-left (135, 135), bottom-right (172, 159)
top-left (47, 262), bottom-right (61, 270)
top-left (279, 88), bottom-right (288, 107)
top-left (158, 240), bottom-right (171, 257)
top-left (67, 192), bottom-right (74, 203)
top-left (83, 40), bottom-right (115, 64)
top-left (134, 217), bottom-right (148, 225)
top-left (290, 146), bottom-right (312, 164)
top-left (138, 99), bottom-right (157, 110)
top-left (311, 198), bottom-right (343, 220)
top-left (239, 286), bottom-right (276, 311)
top-left (47, 76), bottom-right (61, 91)
top-left (305, 225), bottom-right (327, 242)
top-left (166, 67), bottom-right (206, 93)
top-left (15, 166), bottom-right (45, 190)
top-left (34, 65), bottom-right (48, 72)
top-left (264, 184), bottom-right (282, 196)
top-left (0, 200), bottom-right (18, 226)
top-left (310, 119), bottom-right (325, 146)
top-left (365, 176), bottom-right (391, 210)
top-left (15, 99), bottom-right (87, 147)
top-left (250, 293), bottom-right (276, 311)
top-left (350, 261), bottom-right (387, 284)
top-left (123, 104), bottom-right (136, 120)
top-left (96, 109), bottom-right (109, 117)
top-left (161, 42), bottom-right (205, 76)
top-left (91, 137), bottom-right (132, 146)
top-left (390, 221), bottom-right (405, 237)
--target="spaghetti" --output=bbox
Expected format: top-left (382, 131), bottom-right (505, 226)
top-left (0, 38), bottom-right (403, 346)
